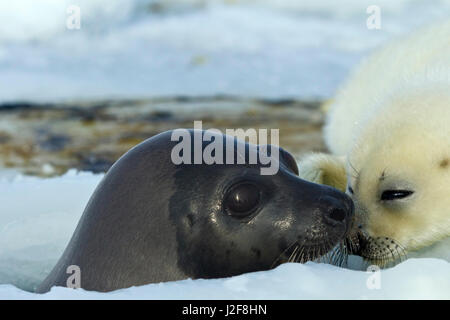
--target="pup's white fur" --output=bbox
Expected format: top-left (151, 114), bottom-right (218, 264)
top-left (299, 20), bottom-right (450, 262)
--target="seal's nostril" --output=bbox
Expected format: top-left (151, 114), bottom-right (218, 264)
top-left (328, 208), bottom-right (346, 222)
top-left (318, 194), bottom-right (351, 225)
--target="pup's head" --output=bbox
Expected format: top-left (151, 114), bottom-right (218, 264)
top-left (346, 91), bottom-right (450, 266)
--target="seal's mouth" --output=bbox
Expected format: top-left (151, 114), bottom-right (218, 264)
top-left (270, 238), bottom-right (343, 268)
top-left (269, 212), bottom-right (355, 269)
top-left (344, 230), bottom-right (407, 267)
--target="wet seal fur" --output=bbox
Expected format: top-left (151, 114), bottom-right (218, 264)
top-left (37, 130), bottom-right (353, 292)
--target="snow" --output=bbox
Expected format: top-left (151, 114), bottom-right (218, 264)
top-left (1, 0), bottom-right (450, 102)
top-left (0, 259), bottom-right (449, 299)
top-left (0, 170), bottom-right (449, 299)
top-left (0, 170), bottom-right (102, 292)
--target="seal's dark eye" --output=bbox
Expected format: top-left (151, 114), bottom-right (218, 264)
top-left (381, 190), bottom-right (414, 201)
top-left (348, 186), bottom-right (354, 194)
top-left (224, 183), bottom-right (261, 218)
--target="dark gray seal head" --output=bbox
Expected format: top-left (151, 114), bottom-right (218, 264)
top-left (37, 129), bottom-right (354, 293)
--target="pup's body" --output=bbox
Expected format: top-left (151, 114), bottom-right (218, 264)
top-left (325, 20), bottom-right (450, 156)
top-left (299, 20), bottom-right (450, 264)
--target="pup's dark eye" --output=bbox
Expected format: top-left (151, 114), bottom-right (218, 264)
top-left (381, 190), bottom-right (414, 201)
top-left (348, 186), bottom-right (354, 194)
top-left (224, 183), bottom-right (261, 218)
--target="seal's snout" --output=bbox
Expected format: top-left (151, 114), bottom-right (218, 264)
top-left (320, 195), bottom-right (354, 227)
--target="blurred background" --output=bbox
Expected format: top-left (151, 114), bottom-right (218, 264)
top-left (1, 0), bottom-right (449, 176)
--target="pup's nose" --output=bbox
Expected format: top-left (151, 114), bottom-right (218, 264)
top-left (321, 195), bottom-right (354, 226)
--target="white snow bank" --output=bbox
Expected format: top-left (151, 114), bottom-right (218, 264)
top-left (0, 259), bottom-right (449, 299)
top-left (2, 0), bottom-right (450, 102)
top-left (0, 170), bottom-right (103, 292)
top-left (0, 169), bottom-right (449, 299)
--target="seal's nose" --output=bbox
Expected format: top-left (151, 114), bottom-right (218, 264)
top-left (328, 207), bottom-right (347, 222)
top-left (321, 195), bottom-right (354, 226)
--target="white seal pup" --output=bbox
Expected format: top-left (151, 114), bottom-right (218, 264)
top-left (298, 20), bottom-right (450, 266)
